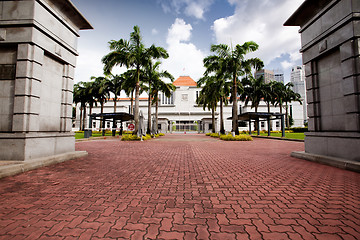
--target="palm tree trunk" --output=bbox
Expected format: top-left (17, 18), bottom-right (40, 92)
top-left (130, 91), bottom-right (134, 114)
top-left (285, 103), bottom-right (289, 128)
top-left (113, 95), bottom-right (117, 135)
top-left (134, 67), bottom-right (140, 135)
top-left (220, 98), bottom-right (225, 135)
top-left (89, 105), bottom-right (93, 129)
top-left (79, 105), bottom-right (83, 131)
top-left (147, 91), bottom-right (152, 135)
top-left (232, 74), bottom-right (239, 135)
top-left (255, 105), bottom-right (258, 131)
top-left (155, 98), bottom-right (159, 133)
top-left (82, 105), bottom-right (86, 131)
top-left (113, 94), bottom-right (117, 113)
top-left (211, 105), bottom-right (216, 133)
top-left (267, 102), bottom-right (272, 131)
top-left (100, 101), bottom-right (104, 129)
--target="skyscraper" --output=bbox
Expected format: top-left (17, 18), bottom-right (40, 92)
top-left (274, 69), bottom-right (284, 83)
top-left (290, 66), bottom-right (306, 99)
top-left (255, 69), bottom-right (274, 83)
top-left (290, 65), bottom-right (307, 124)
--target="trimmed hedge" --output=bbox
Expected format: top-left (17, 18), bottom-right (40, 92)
top-left (121, 134), bottom-right (141, 141)
top-left (220, 134), bottom-right (253, 141)
top-left (290, 127), bottom-right (308, 133)
top-left (210, 133), bottom-right (220, 138)
top-left (121, 133), bottom-right (165, 141)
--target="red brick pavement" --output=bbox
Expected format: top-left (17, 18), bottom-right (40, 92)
top-left (0, 134), bottom-right (359, 240)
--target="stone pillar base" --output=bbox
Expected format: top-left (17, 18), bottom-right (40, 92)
top-left (304, 132), bottom-right (360, 162)
top-left (0, 151), bottom-right (88, 179)
top-left (291, 151), bottom-right (360, 173)
top-left (0, 133), bottom-right (75, 161)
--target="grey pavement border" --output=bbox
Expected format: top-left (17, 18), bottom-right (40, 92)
top-left (0, 151), bottom-right (88, 179)
top-left (251, 135), bottom-right (304, 142)
top-left (291, 151), bottom-right (360, 173)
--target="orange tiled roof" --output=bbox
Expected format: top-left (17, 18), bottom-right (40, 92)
top-left (173, 76), bottom-right (197, 87)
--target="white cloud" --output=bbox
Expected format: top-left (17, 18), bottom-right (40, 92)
top-left (152, 28), bottom-right (159, 35)
top-left (162, 18), bottom-right (206, 81)
top-left (166, 18), bottom-right (192, 44)
top-left (157, 0), bottom-right (214, 20)
top-left (213, 0), bottom-right (304, 67)
top-left (184, 2), bottom-right (205, 20)
top-left (75, 49), bottom-right (105, 82)
top-left (281, 60), bottom-right (293, 69)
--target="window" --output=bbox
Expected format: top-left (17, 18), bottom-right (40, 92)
top-left (276, 121), bottom-right (280, 128)
top-left (106, 121), bottom-right (110, 128)
top-left (182, 94), bottom-right (188, 101)
top-left (161, 92), bottom-right (173, 105)
top-left (158, 124), bottom-right (161, 130)
top-left (196, 91), bottom-right (199, 101)
top-left (261, 122), bottom-right (265, 128)
top-left (93, 122), bottom-right (96, 128)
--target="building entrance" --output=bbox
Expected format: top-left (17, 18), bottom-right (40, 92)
top-left (173, 121), bottom-right (200, 132)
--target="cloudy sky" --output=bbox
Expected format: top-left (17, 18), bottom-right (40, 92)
top-left (71, 0), bottom-right (304, 84)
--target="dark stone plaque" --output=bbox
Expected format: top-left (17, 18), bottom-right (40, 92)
top-left (0, 64), bottom-right (16, 80)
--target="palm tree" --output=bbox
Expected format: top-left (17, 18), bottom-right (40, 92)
top-left (198, 74), bottom-right (230, 135)
top-left (90, 76), bottom-right (110, 129)
top-left (84, 81), bottom-right (97, 117)
top-left (152, 80), bottom-right (175, 134)
top-left (263, 81), bottom-right (277, 114)
top-left (121, 69), bottom-right (137, 114)
top-left (273, 81), bottom-right (286, 115)
top-left (102, 25), bottom-right (169, 135)
top-left (241, 75), bottom-right (266, 113)
top-left (73, 82), bottom-right (87, 131)
top-left (197, 77), bottom-right (221, 133)
top-left (204, 42), bottom-right (262, 135)
top-left (106, 74), bottom-right (123, 113)
top-left (283, 82), bottom-right (302, 127)
top-left (144, 60), bottom-right (174, 134)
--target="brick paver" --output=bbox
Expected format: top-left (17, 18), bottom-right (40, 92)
top-left (0, 134), bottom-right (359, 239)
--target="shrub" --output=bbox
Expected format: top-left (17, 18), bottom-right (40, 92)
top-left (210, 133), bottom-right (220, 138)
top-left (205, 133), bottom-right (211, 136)
top-left (291, 127), bottom-right (308, 133)
top-left (121, 134), bottom-right (141, 141)
top-left (220, 134), bottom-right (253, 141)
top-left (142, 134), bottom-right (152, 140)
top-left (159, 133), bottom-right (165, 136)
top-left (74, 131), bottom-right (84, 133)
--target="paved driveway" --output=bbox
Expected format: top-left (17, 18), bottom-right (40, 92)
top-left (0, 134), bottom-right (359, 239)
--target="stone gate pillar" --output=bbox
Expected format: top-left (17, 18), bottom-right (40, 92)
top-left (285, 0), bottom-right (360, 165)
top-left (0, 0), bottom-right (92, 160)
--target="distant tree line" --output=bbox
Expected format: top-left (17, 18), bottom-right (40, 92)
top-left (74, 26), bottom-right (175, 134)
top-left (197, 41), bottom-right (302, 134)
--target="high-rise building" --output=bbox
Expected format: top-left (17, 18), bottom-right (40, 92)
top-left (274, 69), bottom-right (284, 83)
top-left (290, 66), bottom-right (306, 99)
top-left (255, 69), bottom-right (275, 83)
top-left (290, 65), bottom-right (307, 124)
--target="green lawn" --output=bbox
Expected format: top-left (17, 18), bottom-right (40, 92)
top-left (248, 132), bottom-right (305, 140)
top-left (74, 132), bottom-right (119, 139)
top-left (75, 132), bottom-right (305, 140)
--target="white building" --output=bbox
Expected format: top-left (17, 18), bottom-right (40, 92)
top-left (75, 76), bottom-right (306, 133)
top-left (290, 66), bottom-right (307, 125)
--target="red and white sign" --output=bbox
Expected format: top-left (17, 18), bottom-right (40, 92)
top-left (127, 123), bottom-right (135, 131)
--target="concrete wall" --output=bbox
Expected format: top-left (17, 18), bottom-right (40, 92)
top-left (287, 0), bottom-right (360, 161)
top-left (0, 0), bottom-right (91, 160)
